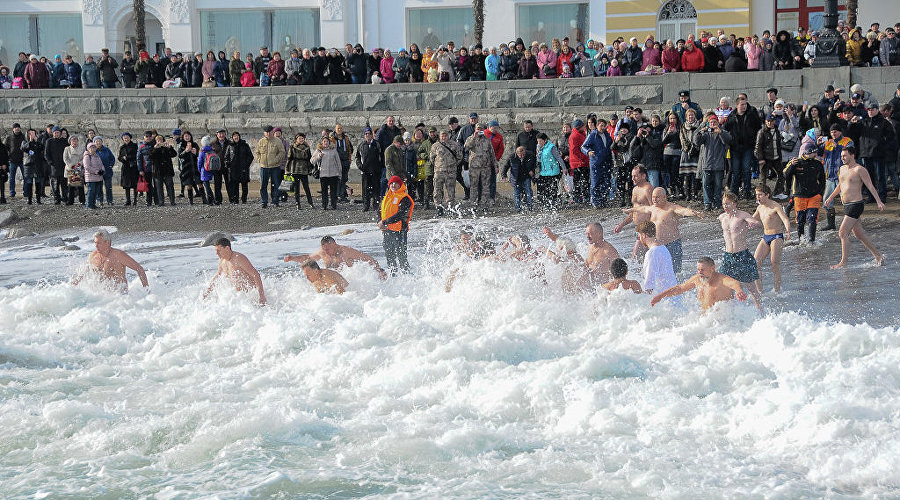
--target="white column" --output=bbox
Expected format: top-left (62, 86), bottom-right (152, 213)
top-left (589, 0), bottom-right (607, 44)
top-left (320, 0), bottom-right (346, 48)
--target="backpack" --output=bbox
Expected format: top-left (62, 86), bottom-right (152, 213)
top-left (12, 77), bottom-right (24, 89)
top-left (204, 151), bottom-right (221, 172)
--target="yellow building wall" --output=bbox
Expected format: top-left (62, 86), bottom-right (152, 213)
top-left (605, 0), bottom-right (752, 39)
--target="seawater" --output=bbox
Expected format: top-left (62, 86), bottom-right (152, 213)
top-left (1, 216), bottom-right (899, 498)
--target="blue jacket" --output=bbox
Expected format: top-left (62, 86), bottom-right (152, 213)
top-left (97, 146), bottom-right (116, 178)
top-left (214, 58), bottom-right (229, 86)
top-left (51, 62), bottom-right (65, 87)
top-left (64, 62), bottom-right (82, 87)
top-left (580, 129), bottom-right (613, 171)
top-left (502, 153), bottom-right (536, 183)
top-left (671, 100), bottom-right (702, 124)
top-left (538, 142), bottom-right (564, 177)
top-left (197, 145), bottom-right (215, 182)
top-left (819, 136), bottom-right (853, 181)
top-left (137, 140), bottom-right (154, 175)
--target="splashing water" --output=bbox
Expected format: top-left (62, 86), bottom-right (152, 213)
top-left (1, 216), bottom-right (898, 497)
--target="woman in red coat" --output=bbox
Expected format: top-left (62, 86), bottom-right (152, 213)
top-left (680, 41), bottom-right (705, 72)
top-left (661, 40), bottom-right (681, 72)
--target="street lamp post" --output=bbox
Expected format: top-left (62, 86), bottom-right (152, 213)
top-left (813, 0), bottom-right (841, 67)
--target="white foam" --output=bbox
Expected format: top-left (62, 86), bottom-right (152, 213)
top-left (0, 219), bottom-right (898, 496)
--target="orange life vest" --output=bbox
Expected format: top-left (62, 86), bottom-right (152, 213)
top-left (380, 184), bottom-right (414, 232)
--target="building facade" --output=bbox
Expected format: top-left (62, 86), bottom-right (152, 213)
top-left (0, 0), bottom-right (892, 63)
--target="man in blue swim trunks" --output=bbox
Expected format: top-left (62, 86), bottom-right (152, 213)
top-left (752, 184), bottom-right (791, 293)
top-left (718, 191), bottom-right (764, 311)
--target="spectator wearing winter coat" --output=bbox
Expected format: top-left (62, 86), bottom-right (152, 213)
top-left (346, 44), bottom-right (368, 84)
top-left (380, 49), bottom-right (396, 83)
top-left (580, 124), bottom-right (613, 207)
top-left (82, 142), bottom-right (104, 208)
top-left (213, 51), bottom-right (229, 86)
top-left (774, 30), bottom-right (801, 69)
top-left (267, 52), bottom-right (287, 85)
top-left (97, 49), bottom-right (118, 88)
top-left (392, 48), bottom-right (411, 82)
top-left (184, 52), bottom-right (203, 87)
top-left (484, 47), bottom-right (500, 81)
top-left (435, 47), bottom-right (454, 82)
top-left (121, 52), bottom-right (136, 88)
top-left (201, 51), bottom-right (216, 83)
top-left (43, 128), bottom-right (68, 203)
top-left (571, 45), bottom-right (593, 77)
top-left (724, 97), bottom-right (762, 198)
top-left (702, 38), bottom-right (724, 72)
top-left (133, 51), bottom-right (151, 88)
top-left (225, 131), bottom-right (254, 204)
top-left (50, 55), bottom-right (65, 87)
top-left (759, 40), bottom-right (776, 71)
top-left (879, 28), bottom-right (900, 66)
top-left (164, 53), bottom-right (185, 82)
top-left (556, 45), bottom-right (575, 76)
top-left (661, 40), bottom-right (681, 72)
top-left (82, 55), bottom-right (100, 88)
top-left (622, 37), bottom-right (643, 75)
top-left (23, 55), bottom-right (49, 89)
top-left (536, 44), bottom-right (557, 78)
top-left (745, 37), bottom-right (762, 69)
top-left (606, 58), bottom-right (623, 76)
top-left (311, 136), bottom-right (343, 210)
top-left (518, 49), bottom-right (539, 79)
top-left (63, 56), bottom-right (82, 88)
top-left (498, 46), bottom-right (518, 80)
top-left (680, 41), bottom-right (705, 72)
top-left (149, 135), bottom-right (176, 205)
top-left (502, 147), bottom-right (536, 211)
top-left (641, 37), bottom-right (661, 70)
top-left (694, 115), bottom-right (732, 209)
top-left (754, 114), bottom-right (785, 197)
top-left (724, 47), bottom-right (748, 72)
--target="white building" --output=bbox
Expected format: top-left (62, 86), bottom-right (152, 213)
top-left (0, 0), bottom-right (894, 63)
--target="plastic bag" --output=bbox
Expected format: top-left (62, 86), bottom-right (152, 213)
top-left (462, 168), bottom-right (471, 188)
top-left (563, 174), bottom-right (575, 193)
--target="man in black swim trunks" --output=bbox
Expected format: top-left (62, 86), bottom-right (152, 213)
top-left (824, 146), bottom-right (885, 269)
top-left (717, 191), bottom-right (763, 311)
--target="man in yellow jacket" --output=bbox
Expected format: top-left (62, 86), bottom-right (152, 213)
top-left (378, 175), bottom-right (414, 275)
top-left (254, 125), bottom-right (286, 207)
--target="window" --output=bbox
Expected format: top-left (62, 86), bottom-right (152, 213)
top-left (0, 14), bottom-right (82, 63)
top-left (775, 0), bottom-right (846, 33)
top-left (199, 9), bottom-right (320, 57)
top-left (407, 7), bottom-right (474, 49)
top-left (657, 0), bottom-right (697, 43)
top-left (518, 3), bottom-right (589, 45)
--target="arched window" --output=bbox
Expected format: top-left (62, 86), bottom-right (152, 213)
top-left (657, 0), bottom-right (697, 42)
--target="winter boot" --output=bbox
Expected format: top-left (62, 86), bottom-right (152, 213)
top-left (824, 208), bottom-right (836, 231)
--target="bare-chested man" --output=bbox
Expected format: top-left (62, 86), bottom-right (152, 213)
top-left (718, 191), bottom-right (763, 311)
top-left (204, 238), bottom-right (266, 304)
top-left (301, 260), bottom-right (349, 294)
top-left (613, 165), bottom-right (654, 259)
top-left (651, 257), bottom-right (749, 312)
top-left (583, 223), bottom-right (621, 284)
top-left (824, 146), bottom-right (885, 269)
top-left (618, 187), bottom-right (703, 273)
top-left (602, 258), bottom-right (642, 293)
top-left (73, 229), bottom-right (149, 292)
top-left (752, 184), bottom-right (791, 293)
top-left (285, 235), bottom-right (387, 279)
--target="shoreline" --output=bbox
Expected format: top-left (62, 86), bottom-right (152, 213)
top-left (2, 180), bottom-right (899, 241)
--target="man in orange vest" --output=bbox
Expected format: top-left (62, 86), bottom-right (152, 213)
top-left (378, 175), bottom-right (414, 274)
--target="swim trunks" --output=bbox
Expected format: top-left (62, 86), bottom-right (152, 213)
top-left (664, 238), bottom-right (683, 274)
top-left (794, 194), bottom-right (822, 211)
top-left (719, 249), bottom-right (760, 283)
top-left (843, 200), bottom-right (864, 219)
top-left (762, 233), bottom-right (784, 246)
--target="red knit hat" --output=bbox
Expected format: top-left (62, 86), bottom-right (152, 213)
top-left (388, 175), bottom-right (404, 185)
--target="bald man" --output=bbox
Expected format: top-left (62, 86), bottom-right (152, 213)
top-left (618, 187), bottom-right (703, 273)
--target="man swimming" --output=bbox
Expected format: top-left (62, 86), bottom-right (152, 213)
top-left (602, 258), bottom-right (643, 293)
top-left (823, 146), bottom-right (885, 269)
top-left (73, 229), bottom-right (149, 292)
top-left (651, 257), bottom-right (749, 312)
top-left (301, 260), bottom-right (349, 294)
top-left (718, 191), bottom-right (763, 311)
top-left (285, 235), bottom-right (387, 279)
top-left (751, 184), bottom-right (791, 293)
top-left (204, 238), bottom-right (266, 304)
top-left (545, 223), bottom-right (620, 285)
top-left (618, 187), bottom-right (703, 273)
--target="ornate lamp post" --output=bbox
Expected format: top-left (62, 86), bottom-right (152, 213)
top-left (813, 0), bottom-right (841, 67)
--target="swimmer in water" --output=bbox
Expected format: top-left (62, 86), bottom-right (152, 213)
top-left (72, 229), bottom-right (149, 291)
top-left (301, 260), bottom-right (348, 294)
top-left (203, 238), bottom-right (266, 305)
top-left (285, 235), bottom-right (387, 279)
top-left (602, 258), bottom-right (642, 293)
top-left (651, 256), bottom-right (748, 311)
top-left (823, 146), bottom-right (885, 269)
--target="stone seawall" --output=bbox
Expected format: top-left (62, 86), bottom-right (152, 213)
top-left (2, 66), bottom-right (898, 138)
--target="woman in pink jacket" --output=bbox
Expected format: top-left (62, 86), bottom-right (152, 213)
top-left (536, 43), bottom-right (558, 78)
top-left (82, 142), bottom-right (105, 209)
top-left (380, 49), bottom-right (395, 83)
top-left (745, 36), bottom-right (762, 70)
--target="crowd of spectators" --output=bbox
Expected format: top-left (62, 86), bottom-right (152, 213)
top-left (2, 19), bottom-right (899, 89)
top-left (0, 81), bottom-right (898, 230)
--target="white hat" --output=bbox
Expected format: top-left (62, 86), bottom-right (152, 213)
top-left (629, 37), bottom-right (637, 43)
top-left (774, 98), bottom-right (785, 107)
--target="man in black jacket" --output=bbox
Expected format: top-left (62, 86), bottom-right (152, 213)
top-left (515, 120), bottom-right (540, 157)
top-left (725, 95), bottom-right (762, 198)
top-left (355, 126), bottom-right (383, 211)
top-left (4, 123), bottom-right (25, 198)
top-left (848, 100), bottom-right (897, 202)
top-left (254, 46), bottom-right (272, 83)
top-left (97, 48), bottom-right (118, 88)
top-left (43, 127), bottom-right (68, 204)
